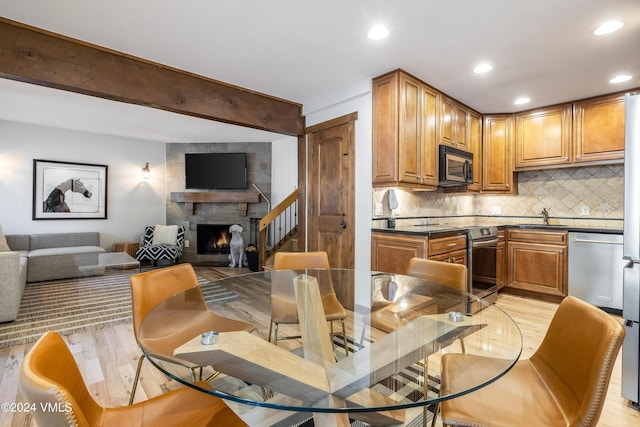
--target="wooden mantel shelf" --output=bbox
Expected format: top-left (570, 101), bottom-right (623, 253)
top-left (170, 191), bottom-right (261, 216)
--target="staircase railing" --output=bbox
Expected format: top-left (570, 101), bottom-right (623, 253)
top-left (258, 190), bottom-right (298, 270)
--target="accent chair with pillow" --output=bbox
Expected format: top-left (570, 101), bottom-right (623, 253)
top-left (135, 225), bottom-right (186, 267)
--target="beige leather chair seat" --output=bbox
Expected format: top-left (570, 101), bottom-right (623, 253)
top-left (439, 296), bottom-right (625, 427)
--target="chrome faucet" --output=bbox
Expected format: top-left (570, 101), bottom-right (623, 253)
top-left (539, 208), bottom-right (549, 225)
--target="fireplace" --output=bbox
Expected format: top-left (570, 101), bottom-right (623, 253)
top-left (197, 224), bottom-right (232, 255)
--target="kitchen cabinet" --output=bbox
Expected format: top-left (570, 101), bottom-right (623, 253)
top-left (371, 232), bottom-right (427, 275)
top-left (573, 93), bottom-right (625, 164)
top-left (440, 96), bottom-right (468, 150)
top-left (497, 228), bottom-right (506, 289)
top-left (506, 228), bottom-right (567, 302)
top-left (514, 92), bottom-right (626, 171)
top-left (467, 110), bottom-right (482, 191)
top-left (428, 234), bottom-right (467, 265)
top-left (515, 103), bottom-right (573, 170)
top-left (371, 231), bottom-right (468, 274)
top-left (482, 114), bottom-right (516, 193)
top-left (372, 70), bottom-right (439, 188)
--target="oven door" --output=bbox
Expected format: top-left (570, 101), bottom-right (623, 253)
top-left (471, 237), bottom-right (499, 300)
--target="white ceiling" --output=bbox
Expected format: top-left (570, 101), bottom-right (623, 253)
top-left (1, 0), bottom-right (639, 143)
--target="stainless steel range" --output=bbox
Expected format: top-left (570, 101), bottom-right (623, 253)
top-left (467, 226), bottom-right (500, 314)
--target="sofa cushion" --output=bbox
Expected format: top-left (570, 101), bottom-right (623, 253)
top-left (0, 225), bottom-right (10, 252)
top-left (29, 232), bottom-right (100, 250)
top-left (28, 246), bottom-right (105, 258)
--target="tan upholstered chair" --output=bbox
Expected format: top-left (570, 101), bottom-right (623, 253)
top-left (19, 331), bottom-right (247, 427)
top-left (438, 296), bottom-right (625, 427)
top-left (405, 257), bottom-right (468, 352)
top-left (406, 257), bottom-right (468, 293)
top-left (129, 263), bottom-right (254, 404)
top-left (271, 251), bottom-right (348, 356)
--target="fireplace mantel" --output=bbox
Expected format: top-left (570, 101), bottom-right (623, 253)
top-left (170, 191), bottom-right (261, 216)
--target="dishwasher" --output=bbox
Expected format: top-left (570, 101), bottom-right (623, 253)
top-left (568, 232), bottom-right (624, 313)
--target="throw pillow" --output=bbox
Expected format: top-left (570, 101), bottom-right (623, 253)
top-left (152, 224), bottom-right (179, 245)
top-left (0, 225), bottom-right (10, 252)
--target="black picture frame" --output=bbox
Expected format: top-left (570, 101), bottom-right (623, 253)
top-left (33, 159), bottom-right (108, 220)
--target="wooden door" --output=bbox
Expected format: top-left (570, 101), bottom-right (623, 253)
top-left (307, 113), bottom-right (356, 269)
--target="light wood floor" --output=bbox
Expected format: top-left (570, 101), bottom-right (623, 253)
top-left (1, 267), bottom-right (639, 426)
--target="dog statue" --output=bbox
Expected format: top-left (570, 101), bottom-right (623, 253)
top-left (228, 224), bottom-right (245, 267)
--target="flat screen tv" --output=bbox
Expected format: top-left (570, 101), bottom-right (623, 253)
top-left (185, 153), bottom-right (247, 190)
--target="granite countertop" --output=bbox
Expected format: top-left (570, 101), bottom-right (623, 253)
top-left (372, 222), bottom-right (623, 236)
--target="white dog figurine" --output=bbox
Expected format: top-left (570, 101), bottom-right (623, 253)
top-left (228, 224), bottom-right (245, 267)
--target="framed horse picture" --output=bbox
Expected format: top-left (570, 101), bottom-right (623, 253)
top-left (33, 159), bottom-right (108, 220)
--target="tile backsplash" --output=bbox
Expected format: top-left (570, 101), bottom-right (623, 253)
top-left (372, 165), bottom-right (623, 225)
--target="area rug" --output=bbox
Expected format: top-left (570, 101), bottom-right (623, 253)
top-left (0, 270), bottom-right (239, 348)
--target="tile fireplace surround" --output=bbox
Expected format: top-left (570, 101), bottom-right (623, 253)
top-left (166, 142), bottom-right (271, 265)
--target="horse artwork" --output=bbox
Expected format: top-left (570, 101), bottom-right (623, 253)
top-left (44, 178), bottom-right (93, 212)
top-left (33, 160), bottom-right (108, 220)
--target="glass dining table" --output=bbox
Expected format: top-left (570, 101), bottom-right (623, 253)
top-left (138, 268), bottom-right (522, 426)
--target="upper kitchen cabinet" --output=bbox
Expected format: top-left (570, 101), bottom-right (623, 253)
top-left (483, 114), bottom-right (516, 193)
top-left (467, 110), bottom-right (482, 191)
top-left (372, 70), bottom-right (439, 188)
top-left (440, 96), bottom-right (469, 150)
top-left (514, 92), bottom-right (626, 171)
top-left (573, 93), bottom-right (625, 164)
top-left (515, 103), bottom-right (573, 170)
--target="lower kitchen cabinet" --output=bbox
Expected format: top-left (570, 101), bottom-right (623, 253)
top-left (371, 231), bottom-right (468, 275)
top-left (428, 234), bottom-right (467, 265)
top-left (371, 232), bottom-right (427, 275)
top-left (506, 228), bottom-right (567, 302)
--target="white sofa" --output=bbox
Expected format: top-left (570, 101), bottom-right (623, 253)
top-left (0, 232), bottom-right (104, 323)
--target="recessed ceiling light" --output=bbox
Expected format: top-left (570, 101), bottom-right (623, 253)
top-left (610, 74), bottom-right (632, 84)
top-left (593, 20), bottom-right (624, 35)
top-left (514, 97), bottom-right (531, 105)
top-left (367, 25), bottom-right (389, 40)
top-left (473, 63), bottom-right (493, 74)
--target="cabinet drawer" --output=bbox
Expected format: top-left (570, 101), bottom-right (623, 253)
top-left (428, 234), bottom-right (467, 256)
top-left (507, 229), bottom-right (567, 245)
top-left (429, 249), bottom-right (467, 265)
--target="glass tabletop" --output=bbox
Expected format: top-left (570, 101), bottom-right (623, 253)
top-left (138, 269), bottom-right (522, 421)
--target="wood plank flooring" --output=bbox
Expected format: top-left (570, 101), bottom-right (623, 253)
top-left (1, 266), bottom-right (639, 426)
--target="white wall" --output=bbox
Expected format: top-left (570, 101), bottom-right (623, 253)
top-left (271, 135), bottom-right (298, 206)
top-left (0, 120), bottom-right (166, 250)
top-left (303, 81), bottom-right (373, 271)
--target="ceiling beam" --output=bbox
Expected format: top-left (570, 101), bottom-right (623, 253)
top-left (0, 18), bottom-right (305, 136)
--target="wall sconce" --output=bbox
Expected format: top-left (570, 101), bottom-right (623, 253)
top-left (141, 162), bottom-right (151, 179)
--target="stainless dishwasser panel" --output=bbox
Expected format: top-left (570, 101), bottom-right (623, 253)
top-left (568, 232), bottom-right (623, 312)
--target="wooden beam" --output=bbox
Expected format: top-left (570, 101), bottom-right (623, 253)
top-left (0, 18), bottom-right (305, 136)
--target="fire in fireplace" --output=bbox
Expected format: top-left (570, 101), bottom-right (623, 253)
top-left (197, 224), bottom-right (233, 255)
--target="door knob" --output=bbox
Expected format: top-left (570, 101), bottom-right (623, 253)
top-left (341, 220), bottom-right (347, 229)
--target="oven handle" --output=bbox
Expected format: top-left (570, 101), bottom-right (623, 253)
top-left (470, 237), bottom-right (499, 248)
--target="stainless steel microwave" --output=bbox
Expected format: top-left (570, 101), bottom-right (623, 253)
top-left (438, 145), bottom-right (473, 187)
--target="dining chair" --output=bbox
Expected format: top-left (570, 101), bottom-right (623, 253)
top-left (271, 251), bottom-right (349, 356)
top-left (19, 331), bottom-right (247, 427)
top-left (129, 263), bottom-right (254, 405)
top-left (405, 257), bottom-right (467, 293)
top-left (437, 296), bottom-right (625, 427)
top-left (405, 257), bottom-right (468, 352)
